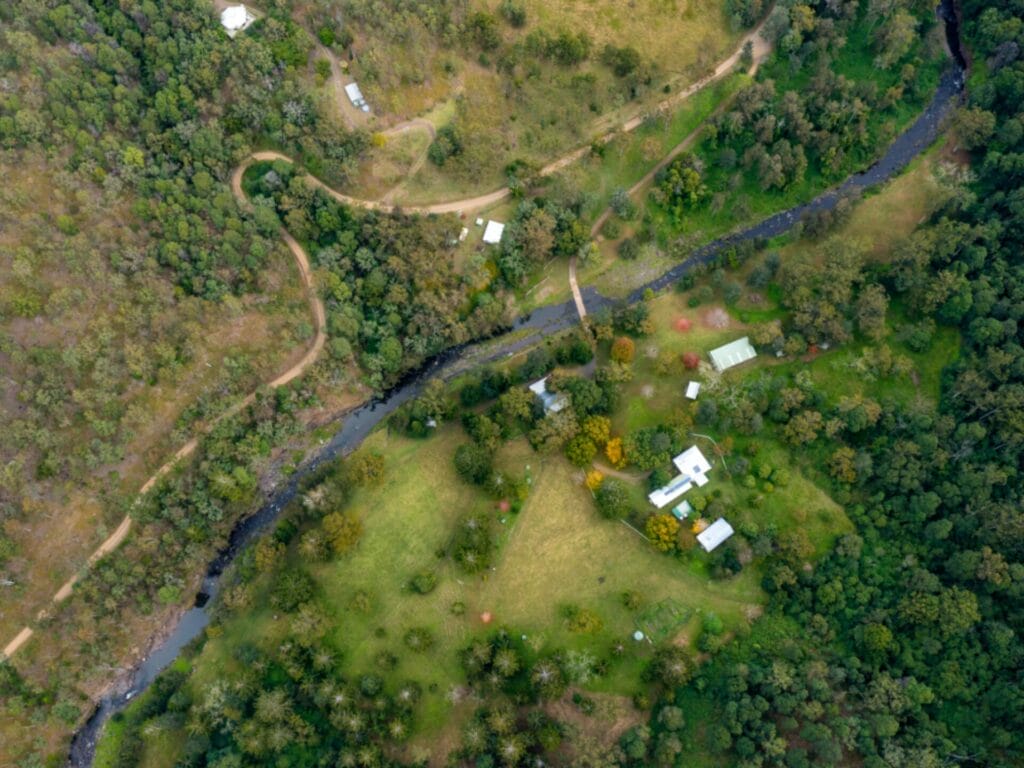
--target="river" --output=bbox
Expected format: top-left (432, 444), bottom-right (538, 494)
top-left (67, 3), bottom-right (966, 762)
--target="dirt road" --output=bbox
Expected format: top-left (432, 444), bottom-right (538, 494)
top-left (1, 163), bottom-right (328, 662)
top-left (571, 25), bottom-right (771, 320)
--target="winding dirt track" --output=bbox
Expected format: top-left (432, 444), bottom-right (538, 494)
top-left (570, 27), bottom-right (771, 320)
top-left (1, 170), bottom-right (327, 661)
top-left (1, 21), bottom-right (769, 663)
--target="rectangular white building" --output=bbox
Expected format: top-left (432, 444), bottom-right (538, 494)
top-left (697, 518), bottom-right (735, 552)
top-left (647, 474), bottom-right (694, 509)
top-left (709, 337), bottom-right (757, 372)
top-left (685, 381), bottom-right (701, 400)
top-left (483, 220), bottom-right (505, 244)
top-left (648, 445), bottom-right (713, 509)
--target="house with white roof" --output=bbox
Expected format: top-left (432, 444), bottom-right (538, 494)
top-left (709, 337), bottom-right (757, 372)
top-left (696, 518), bottom-right (734, 552)
top-left (482, 220), bottom-right (505, 244)
top-left (528, 377), bottom-right (568, 414)
top-left (220, 4), bottom-right (256, 37)
top-left (647, 445), bottom-right (712, 509)
top-left (672, 445), bottom-right (711, 485)
top-left (648, 473), bottom-right (695, 509)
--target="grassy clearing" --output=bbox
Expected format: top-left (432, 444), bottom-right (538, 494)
top-left (342, 129), bottom-right (433, 200)
top-left (340, 0), bottom-right (740, 202)
top-left (177, 416), bottom-right (772, 757)
top-left (518, 0), bottom-right (733, 71)
top-left (586, 135), bottom-right (955, 301)
top-left (554, 72), bottom-right (750, 222)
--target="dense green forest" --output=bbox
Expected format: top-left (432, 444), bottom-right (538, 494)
top-left (626, 0), bottom-right (1024, 765)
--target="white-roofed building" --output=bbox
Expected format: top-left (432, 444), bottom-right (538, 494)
top-left (220, 4), bottom-right (256, 37)
top-left (648, 445), bottom-right (713, 509)
top-left (648, 474), bottom-right (694, 509)
top-left (672, 445), bottom-right (711, 487)
top-left (696, 518), bottom-right (734, 552)
top-left (709, 336), bottom-right (757, 372)
top-left (482, 220), bottom-right (505, 244)
top-left (671, 500), bottom-right (694, 520)
top-left (685, 381), bottom-right (701, 400)
top-left (528, 377), bottom-right (568, 414)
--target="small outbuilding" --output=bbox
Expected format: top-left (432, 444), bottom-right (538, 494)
top-left (696, 518), bottom-right (734, 552)
top-left (220, 4), bottom-right (256, 37)
top-left (671, 500), bottom-right (694, 521)
top-left (528, 377), bottom-right (568, 414)
top-left (685, 381), bottom-right (701, 400)
top-left (709, 336), bottom-right (757, 372)
top-left (482, 220), bottom-right (505, 245)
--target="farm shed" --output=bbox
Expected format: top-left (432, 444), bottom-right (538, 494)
top-left (709, 337), bottom-right (757, 372)
top-left (696, 518), bottom-right (734, 552)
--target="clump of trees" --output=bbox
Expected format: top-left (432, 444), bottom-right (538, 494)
top-left (248, 162), bottom-right (511, 390)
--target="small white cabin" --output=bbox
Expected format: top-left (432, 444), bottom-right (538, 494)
top-left (482, 220), bottom-right (505, 245)
top-left (220, 5), bottom-right (256, 37)
top-left (696, 518), bottom-right (734, 552)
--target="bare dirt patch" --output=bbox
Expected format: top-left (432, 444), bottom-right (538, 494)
top-left (546, 690), bottom-right (644, 756)
top-left (703, 306), bottom-right (730, 329)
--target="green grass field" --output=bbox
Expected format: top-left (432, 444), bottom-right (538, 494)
top-left (169, 416), bottom-right (781, 757)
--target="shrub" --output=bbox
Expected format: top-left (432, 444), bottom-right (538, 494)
top-left (595, 478), bottom-right (631, 519)
top-left (565, 435), bottom-right (597, 467)
top-left (602, 217), bottom-right (622, 239)
top-left (610, 188), bottom-right (638, 219)
top-left (618, 237), bottom-right (640, 260)
top-left (605, 437), bottom-right (626, 468)
top-left (622, 591), bottom-right (644, 611)
top-left (428, 124), bottom-right (463, 166)
top-left (450, 513), bottom-right (495, 573)
top-left (322, 512), bottom-right (363, 555)
top-left (454, 443), bottom-right (493, 485)
top-left (610, 336), bottom-right (636, 364)
top-left (566, 606), bottom-right (604, 634)
top-left (404, 627), bottom-right (435, 652)
top-left (409, 569), bottom-right (438, 595)
top-left (646, 513), bottom-right (680, 552)
top-left (317, 26), bottom-right (335, 45)
top-left (270, 568), bottom-right (316, 612)
top-left (254, 537), bottom-right (285, 572)
top-left (499, 0), bottom-right (527, 26)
